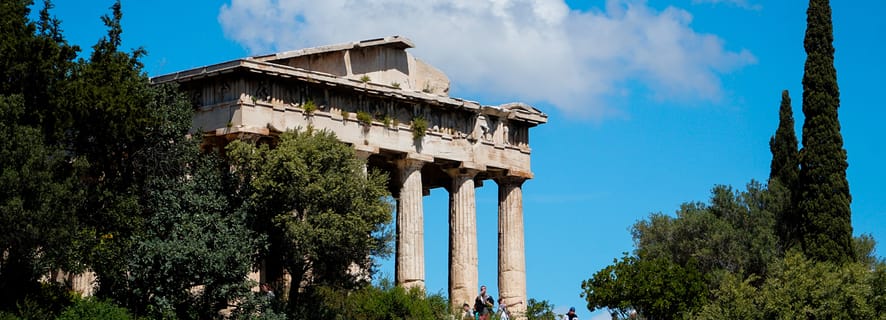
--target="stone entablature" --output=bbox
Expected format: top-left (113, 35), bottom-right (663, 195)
top-left (152, 37), bottom-right (545, 179)
top-left (153, 36), bottom-right (546, 318)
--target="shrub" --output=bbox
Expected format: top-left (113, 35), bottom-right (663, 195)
top-left (303, 100), bottom-right (317, 114)
top-left (411, 117), bottom-right (428, 139)
top-left (357, 111), bottom-right (372, 125)
top-left (312, 279), bottom-right (450, 319)
top-left (57, 298), bottom-right (133, 320)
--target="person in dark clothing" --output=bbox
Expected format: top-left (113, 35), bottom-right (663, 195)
top-left (565, 306), bottom-right (578, 320)
top-left (474, 285), bottom-right (492, 320)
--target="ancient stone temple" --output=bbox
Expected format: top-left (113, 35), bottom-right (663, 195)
top-left (152, 36), bottom-right (546, 316)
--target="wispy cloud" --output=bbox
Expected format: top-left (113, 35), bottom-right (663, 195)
top-left (691, 0), bottom-right (762, 11)
top-left (218, 0), bottom-right (755, 118)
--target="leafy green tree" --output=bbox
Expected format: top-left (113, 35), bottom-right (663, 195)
top-left (227, 129), bottom-right (393, 316)
top-left (760, 252), bottom-right (875, 319)
top-left (582, 254), bottom-right (707, 319)
top-left (871, 261), bottom-right (886, 317)
top-left (110, 83), bottom-right (261, 319)
top-left (585, 182), bottom-right (782, 319)
top-left (0, 94), bottom-right (81, 312)
top-left (697, 252), bottom-right (884, 320)
top-left (796, 0), bottom-right (854, 264)
top-left (57, 1), bottom-right (181, 301)
top-left (632, 182), bottom-right (778, 282)
top-left (768, 90), bottom-right (799, 251)
top-left (525, 298), bottom-right (557, 320)
top-left (695, 273), bottom-right (762, 320)
top-left (0, 0), bottom-right (79, 143)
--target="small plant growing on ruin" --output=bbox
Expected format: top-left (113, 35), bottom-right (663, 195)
top-left (341, 110), bottom-right (350, 121)
top-left (393, 118), bottom-right (400, 127)
top-left (302, 100), bottom-right (317, 114)
top-left (422, 83), bottom-right (433, 94)
top-left (391, 82), bottom-right (401, 89)
top-left (226, 121), bottom-right (233, 128)
top-left (411, 116), bottom-right (428, 139)
top-left (383, 116), bottom-right (393, 127)
top-left (360, 75), bottom-right (371, 83)
top-left (356, 111), bottom-right (372, 125)
top-left (250, 96), bottom-right (257, 104)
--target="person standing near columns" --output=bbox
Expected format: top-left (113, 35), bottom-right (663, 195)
top-left (474, 285), bottom-right (493, 320)
top-left (497, 297), bottom-right (522, 320)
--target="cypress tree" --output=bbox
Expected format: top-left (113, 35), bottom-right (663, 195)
top-left (796, 0), bottom-right (853, 263)
top-left (769, 90), bottom-right (799, 250)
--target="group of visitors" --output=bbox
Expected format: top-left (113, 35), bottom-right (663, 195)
top-left (459, 285), bottom-right (581, 319)
top-left (460, 285), bottom-right (524, 320)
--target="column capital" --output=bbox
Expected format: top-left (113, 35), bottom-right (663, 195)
top-left (494, 175), bottom-right (527, 187)
top-left (445, 167), bottom-right (480, 180)
top-left (396, 158), bottom-right (426, 172)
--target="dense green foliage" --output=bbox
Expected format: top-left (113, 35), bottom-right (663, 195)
top-left (796, 0), bottom-right (854, 264)
top-left (0, 0), bottom-right (84, 311)
top-left (0, 94), bottom-right (83, 311)
top-left (582, 254), bottom-right (706, 319)
top-left (697, 252), bottom-right (885, 320)
top-left (583, 183), bottom-right (775, 319)
top-left (583, 182), bottom-right (884, 319)
top-left (525, 298), bottom-right (557, 320)
top-left (310, 279), bottom-right (450, 319)
top-left (56, 298), bottom-right (134, 320)
top-left (227, 129), bottom-right (394, 317)
top-left (1, 1), bottom-right (395, 318)
top-left (115, 84), bottom-right (259, 319)
top-left (769, 90), bottom-right (799, 250)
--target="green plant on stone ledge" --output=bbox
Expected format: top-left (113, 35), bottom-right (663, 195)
top-left (302, 100), bottom-right (317, 114)
top-left (383, 115), bottom-right (393, 128)
top-left (360, 75), bottom-right (371, 83)
top-left (411, 116), bottom-right (428, 139)
top-left (356, 111), bottom-right (372, 125)
top-left (341, 110), bottom-right (350, 121)
top-left (391, 81), bottom-right (401, 89)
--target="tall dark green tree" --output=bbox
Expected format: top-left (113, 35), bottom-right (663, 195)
top-left (768, 90), bottom-right (799, 251)
top-left (0, 1), bottom-right (84, 312)
top-left (796, 0), bottom-right (854, 264)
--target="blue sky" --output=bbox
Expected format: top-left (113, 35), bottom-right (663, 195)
top-left (39, 0), bottom-right (884, 318)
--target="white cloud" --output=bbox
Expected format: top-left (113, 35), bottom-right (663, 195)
top-left (218, 0), bottom-right (755, 118)
top-left (691, 0), bottom-right (762, 11)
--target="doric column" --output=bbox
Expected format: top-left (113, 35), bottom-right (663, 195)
top-left (447, 168), bottom-right (479, 311)
top-left (395, 158), bottom-right (426, 289)
top-left (496, 176), bottom-right (528, 318)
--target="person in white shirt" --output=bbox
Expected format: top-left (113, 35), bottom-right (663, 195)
top-left (496, 297), bottom-right (522, 320)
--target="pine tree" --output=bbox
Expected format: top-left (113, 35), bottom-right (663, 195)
top-left (768, 90), bottom-right (799, 251)
top-left (796, 0), bottom-right (853, 263)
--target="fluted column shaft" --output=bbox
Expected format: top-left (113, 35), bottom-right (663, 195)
top-left (396, 159), bottom-right (425, 289)
top-left (447, 168), bottom-right (479, 310)
top-left (496, 176), bottom-right (527, 318)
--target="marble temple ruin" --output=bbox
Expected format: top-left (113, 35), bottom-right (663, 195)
top-left (152, 36), bottom-right (547, 316)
